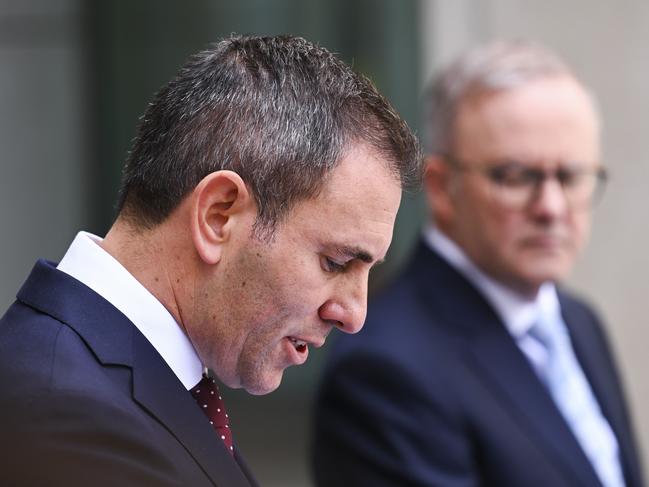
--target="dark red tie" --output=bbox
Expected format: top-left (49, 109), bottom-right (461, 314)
top-left (190, 374), bottom-right (234, 455)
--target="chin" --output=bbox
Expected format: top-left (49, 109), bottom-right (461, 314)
top-left (243, 373), bottom-right (284, 396)
top-left (518, 268), bottom-right (568, 292)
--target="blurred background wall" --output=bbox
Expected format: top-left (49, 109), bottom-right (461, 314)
top-left (1, 0), bottom-right (646, 485)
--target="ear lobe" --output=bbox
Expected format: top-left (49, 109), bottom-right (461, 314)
top-left (190, 170), bottom-right (253, 265)
top-left (424, 155), bottom-right (456, 225)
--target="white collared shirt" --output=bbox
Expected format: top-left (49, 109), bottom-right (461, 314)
top-left (57, 231), bottom-right (203, 390)
top-left (423, 225), bottom-right (559, 374)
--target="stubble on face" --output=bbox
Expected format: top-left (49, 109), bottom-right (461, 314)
top-left (192, 234), bottom-right (303, 395)
top-left (190, 144), bottom-right (402, 395)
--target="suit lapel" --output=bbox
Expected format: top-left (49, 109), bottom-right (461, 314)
top-left (131, 332), bottom-right (253, 487)
top-left (234, 449), bottom-right (262, 487)
top-left (561, 295), bottom-right (643, 487)
top-left (465, 319), bottom-right (602, 487)
top-left (411, 245), bottom-right (602, 487)
top-left (17, 260), bottom-right (253, 487)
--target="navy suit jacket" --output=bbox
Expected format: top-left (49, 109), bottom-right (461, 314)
top-left (313, 242), bottom-right (644, 487)
top-left (0, 260), bottom-right (259, 487)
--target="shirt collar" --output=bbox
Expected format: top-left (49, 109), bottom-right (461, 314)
top-left (423, 225), bottom-right (560, 339)
top-left (57, 231), bottom-right (203, 389)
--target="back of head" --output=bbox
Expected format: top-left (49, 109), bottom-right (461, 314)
top-left (424, 39), bottom-right (578, 155)
top-left (118, 34), bottom-right (422, 236)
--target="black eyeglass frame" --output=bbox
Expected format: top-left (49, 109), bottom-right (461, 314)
top-left (441, 153), bottom-right (609, 209)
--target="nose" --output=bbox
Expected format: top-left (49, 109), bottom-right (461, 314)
top-left (530, 177), bottom-right (568, 219)
top-left (318, 275), bottom-right (368, 335)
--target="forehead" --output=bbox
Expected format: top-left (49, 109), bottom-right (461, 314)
top-left (283, 144), bottom-right (402, 259)
top-left (454, 75), bottom-right (600, 165)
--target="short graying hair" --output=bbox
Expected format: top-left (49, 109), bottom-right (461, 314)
top-left (118, 34), bottom-right (422, 238)
top-left (423, 40), bottom-right (579, 155)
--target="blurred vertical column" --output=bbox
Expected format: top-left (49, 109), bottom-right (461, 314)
top-left (0, 0), bottom-right (86, 311)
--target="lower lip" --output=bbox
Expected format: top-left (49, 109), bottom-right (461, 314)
top-left (524, 237), bottom-right (563, 249)
top-left (283, 337), bottom-right (309, 366)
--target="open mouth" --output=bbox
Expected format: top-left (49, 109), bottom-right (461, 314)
top-left (288, 336), bottom-right (308, 353)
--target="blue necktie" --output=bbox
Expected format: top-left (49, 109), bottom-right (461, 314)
top-left (530, 310), bottom-right (625, 487)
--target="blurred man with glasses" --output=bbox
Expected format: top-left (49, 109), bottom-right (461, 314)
top-left (313, 40), bottom-right (644, 487)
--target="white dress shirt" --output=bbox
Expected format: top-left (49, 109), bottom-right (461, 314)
top-left (57, 231), bottom-right (203, 390)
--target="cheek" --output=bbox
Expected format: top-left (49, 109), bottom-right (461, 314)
top-left (569, 211), bottom-right (592, 250)
top-left (477, 206), bottom-right (522, 252)
top-left (499, 213), bottom-right (528, 245)
top-left (240, 282), bottom-right (311, 343)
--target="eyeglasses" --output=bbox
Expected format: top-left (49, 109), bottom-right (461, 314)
top-left (443, 154), bottom-right (608, 210)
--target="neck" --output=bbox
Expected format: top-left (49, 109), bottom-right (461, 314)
top-left (506, 279), bottom-right (542, 301)
top-left (101, 216), bottom-right (189, 329)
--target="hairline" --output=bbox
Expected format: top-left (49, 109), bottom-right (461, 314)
top-left (423, 40), bottom-right (600, 156)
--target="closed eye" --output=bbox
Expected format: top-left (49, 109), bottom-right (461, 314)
top-left (322, 256), bottom-right (346, 273)
top-left (488, 164), bottom-right (539, 187)
top-left (557, 168), bottom-right (581, 187)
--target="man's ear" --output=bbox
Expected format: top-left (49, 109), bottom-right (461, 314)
top-left (423, 154), bottom-right (457, 225)
top-left (190, 170), bottom-right (253, 265)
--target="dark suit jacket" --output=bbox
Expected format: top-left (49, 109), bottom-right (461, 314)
top-left (312, 242), bottom-right (644, 487)
top-left (0, 260), bottom-right (258, 487)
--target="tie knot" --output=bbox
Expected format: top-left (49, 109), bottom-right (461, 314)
top-left (190, 374), bottom-right (234, 454)
top-left (529, 308), bottom-right (568, 353)
top-left (191, 375), bottom-right (229, 427)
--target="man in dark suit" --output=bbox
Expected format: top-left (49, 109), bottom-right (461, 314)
top-left (0, 34), bottom-right (422, 486)
top-left (313, 40), bottom-right (644, 486)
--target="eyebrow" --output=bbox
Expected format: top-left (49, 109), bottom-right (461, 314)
top-left (333, 245), bottom-right (381, 266)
